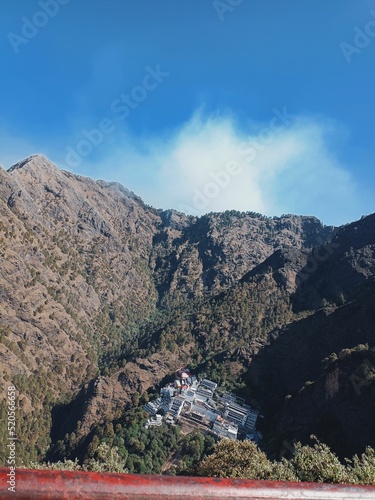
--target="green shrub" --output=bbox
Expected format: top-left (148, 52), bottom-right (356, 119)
top-left (195, 438), bottom-right (375, 485)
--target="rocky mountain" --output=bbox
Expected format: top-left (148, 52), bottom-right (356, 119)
top-left (248, 215), bottom-right (375, 459)
top-left (0, 154), bottom-right (374, 466)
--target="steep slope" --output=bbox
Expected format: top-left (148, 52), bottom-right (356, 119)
top-left (0, 154), bottom-right (347, 465)
top-left (58, 245), bottom-right (316, 455)
top-left (276, 342), bottom-right (375, 460)
top-left (247, 213), bottom-right (375, 458)
top-left (0, 155), bottom-right (162, 462)
top-left (1, 155), bottom-right (161, 384)
top-left (151, 210), bottom-right (335, 304)
top-left (249, 280), bottom-right (375, 398)
top-left (294, 213), bottom-right (375, 310)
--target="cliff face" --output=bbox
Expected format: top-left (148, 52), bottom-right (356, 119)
top-left (0, 154), bottom-right (374, 464)
top-left (294, 213), bottom-right (375, 310)
top-left (247, 214), bottom-right (375, 459)
top-left (150, 210), bottom-right (335, 303)
top-left (275, 342), bottom-right (375, 460)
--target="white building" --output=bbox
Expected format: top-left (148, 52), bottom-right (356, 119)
top-left (200, 379), bottom-right (218, 391)
top-left (180, 389), bottom-right (195, 401)
top-left (224, 402), bottom-right (250, 427)
top-left (190, 403), bottom-right (218, 423)
top-left (191, 376), bottom-right (199, 391)
top-left (169, 396), bottom-right (184, 417)
top-left (144, 400), bottom-right (160, 416)
top-left (145, 414), bottom-right (163, 429)
top-left (144, 370), bottom-right (260, 442)
top-left (244, 409), bottom-right (259, 431)
top-left (213, 416), bottom-right (238, 440)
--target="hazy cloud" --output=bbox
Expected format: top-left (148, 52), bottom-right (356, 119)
top-left (93, 109), bottom-right (363, 226)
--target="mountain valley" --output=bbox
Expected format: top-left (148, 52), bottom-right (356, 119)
top-left (0, 154), bottom-right (374, 471)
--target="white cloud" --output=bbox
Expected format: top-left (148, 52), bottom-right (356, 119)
top-left (93, 109), bottom-right (363, 226)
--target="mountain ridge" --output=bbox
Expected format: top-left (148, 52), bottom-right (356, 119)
top-left (0, 154), bottom-right (374, 465)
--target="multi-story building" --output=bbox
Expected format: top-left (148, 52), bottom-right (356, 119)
top-left (200, 379), bottom-right (218, 392)
top-left (213, 416), bottom-right (238, 440)
top-left (144, 368), bottom-right (260, 442)
top-left (244, 409), bottom-right (259, 431)
top-left (145, 414), bottom-right (163, 429)
top-left (169, 396), bottom-right (184, 418)
top-left (223, 402), bottom-right (250, 427)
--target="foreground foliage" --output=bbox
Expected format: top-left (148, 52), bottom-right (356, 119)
top-left (36, 433), bottom-right (375, 486)
top-left (31, 443), bottom-right (127, 473)
top-left (195, 439), bottom-right (375, 485)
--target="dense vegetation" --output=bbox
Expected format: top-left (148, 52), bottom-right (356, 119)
top-left (195, 439), bottom-right (375, 485)
top-left (46, 405), bottom-right (216, 475)
top-left (130, 270), bottom-right (293, 373)
top-left (37, 433), bottom-right (375, 486)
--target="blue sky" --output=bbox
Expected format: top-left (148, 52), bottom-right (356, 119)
top-left (1, 0), bottom-right (374, 225)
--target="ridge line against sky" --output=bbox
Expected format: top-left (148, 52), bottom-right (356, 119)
top-left (0, 0), bottom-right (374, 226)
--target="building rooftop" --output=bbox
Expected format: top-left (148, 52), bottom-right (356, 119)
top-left (144, 368), bottom-right (259, 441)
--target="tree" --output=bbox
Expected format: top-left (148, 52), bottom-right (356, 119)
top-left (84, 443), bottom-right (128, 473)
top-left (195, 438), bottom-right (375, 485)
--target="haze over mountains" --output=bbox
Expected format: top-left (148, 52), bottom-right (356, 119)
top-left (0, 154), bottom-right (374, 465)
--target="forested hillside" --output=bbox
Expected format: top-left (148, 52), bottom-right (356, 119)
top-left (0, 155), bottom-right (374, 474)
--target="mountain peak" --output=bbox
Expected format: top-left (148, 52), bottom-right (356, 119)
top-left (7, 154), bottom-right (53, 173)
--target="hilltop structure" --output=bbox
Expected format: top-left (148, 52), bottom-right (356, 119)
top-left (144, 367), bottom-right (261, 441)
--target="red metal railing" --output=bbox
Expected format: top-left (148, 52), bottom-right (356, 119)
top-left (0, 469), bottom-right (375, 500)
top-left (1, 469), bottom-right (375, 499)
